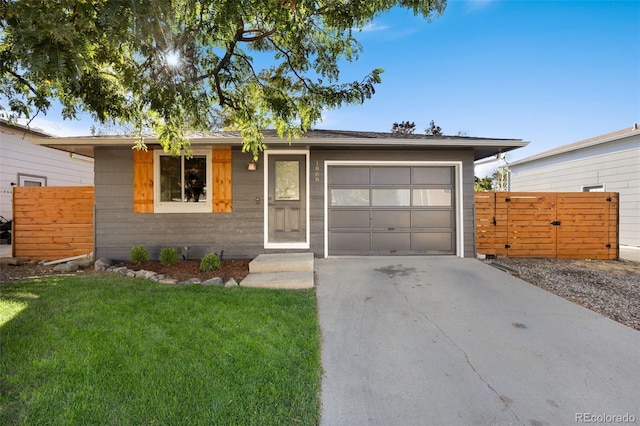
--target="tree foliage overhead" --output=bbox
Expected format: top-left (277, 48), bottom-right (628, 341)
top-left (1, 0), bottom-right (446, 158)
top-left (391, 120), bottom-right (416, 135)
top-left (425, 119), bottom-right (442, 136)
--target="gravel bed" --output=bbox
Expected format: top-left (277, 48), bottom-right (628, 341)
top-left (485, 257), bottom-right (640, 331)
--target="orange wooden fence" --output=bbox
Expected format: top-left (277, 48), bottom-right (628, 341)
top-left (12, 186), bottom-right (94, 260)
top-left (475, 192), bottom-right (618, 260)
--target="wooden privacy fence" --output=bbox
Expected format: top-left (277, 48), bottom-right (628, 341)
top-left (475, 192), bottom-right (618, 260)
top-left (13, 186), bottom-right (94, 260)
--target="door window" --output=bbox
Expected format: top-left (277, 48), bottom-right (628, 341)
top-left (275, 160), bottom-right (300, 200)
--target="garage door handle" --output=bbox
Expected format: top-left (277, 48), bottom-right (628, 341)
top-left (388, 227), bottom-right (395, 230)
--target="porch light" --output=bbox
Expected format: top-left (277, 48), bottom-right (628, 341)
top-left (247, 161), bottom-right (257, 171)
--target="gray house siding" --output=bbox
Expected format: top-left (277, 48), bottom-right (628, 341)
top-left (509, 136), bottom-right (640, 246)
top-left (95, 146), bottom-right (477, 260)
top-left (94, 146), bottom-right (264, 261)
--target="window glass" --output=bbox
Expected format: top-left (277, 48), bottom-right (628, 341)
top-left (331, 189), bottom-right (369, 206)
top-left (583, 185), bottom-right (604, 192)
top-left (159, 155), bottom-right (207, 202)
top-left (184, 157), bottom-right (207, 202)
top-left (372, 189), bottom-right (410, 206)
top-left (413, 189), bottom-right (452, 206)
top-left (160, 156), bottom-right (181, 202)
top-left (275, 160), bottom-right (300, 200)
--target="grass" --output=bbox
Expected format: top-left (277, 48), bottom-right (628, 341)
top-left (0, 275), bottom-right (320, 425)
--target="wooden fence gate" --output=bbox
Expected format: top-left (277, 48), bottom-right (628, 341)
top-left (475, 192), bottom-right (618, 260)
top-left (12, 186), bottom-right (94, 260)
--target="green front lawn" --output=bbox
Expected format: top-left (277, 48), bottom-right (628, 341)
top-left (0, 275), bottom-right (320, 425)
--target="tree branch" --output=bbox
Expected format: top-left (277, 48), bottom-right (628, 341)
top-left (238, 27), bottom-right (277, 42)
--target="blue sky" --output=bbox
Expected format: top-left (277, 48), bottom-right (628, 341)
top-left (18, 0), bottom-right (640, 173)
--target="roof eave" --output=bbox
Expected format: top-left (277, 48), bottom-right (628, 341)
top-left (509, 129), bottom-right (640, 167)
top-left (32, 135), bottom-right (528, 161)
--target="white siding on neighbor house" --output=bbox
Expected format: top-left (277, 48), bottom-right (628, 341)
top-left (509, 135), bottom-right (640, 247)
top-left (0, 129), bottom-right (94, 221)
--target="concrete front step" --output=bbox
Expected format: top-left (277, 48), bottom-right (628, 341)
top-left (249, 253), bottom-right (314, 273)
top-left (240, 270), bottom-right (314, 289)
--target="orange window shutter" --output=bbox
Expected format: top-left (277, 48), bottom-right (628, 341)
top-left (212, 147), bottom-right (232, 212)
top-left (133, 150), bottom-right (154, 213)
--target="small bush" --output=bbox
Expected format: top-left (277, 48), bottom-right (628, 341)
top-left (159, 247), bottom-right (179, 266)
top-left (200, 253), bottom-right (221, 272)
top-left (130, 245), bottom-right (149, 263)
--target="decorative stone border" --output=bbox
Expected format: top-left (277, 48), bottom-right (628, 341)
top-left (94, 258), bottom-right (239, 287)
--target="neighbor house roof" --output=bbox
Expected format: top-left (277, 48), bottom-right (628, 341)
top-left (30, 128), bottom-right (528, 161)
top-left (0, 119), bottom-right (52, 138)
top-left (509, 124), bottom-right (640, 167)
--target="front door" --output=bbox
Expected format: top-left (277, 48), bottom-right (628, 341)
top-left (267, 154), bottom-right (307, 244)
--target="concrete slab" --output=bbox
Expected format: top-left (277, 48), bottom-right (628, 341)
top-left (0, 243), bottom-right (12, 258)
top-left (240, 270), bottom-right (314, 289)
top-left (316, 257), bottom-right (640, 426)
top-left (249, 253), bottom-right (314, 273)
top-left (620, 245), bottom-right (640, 263)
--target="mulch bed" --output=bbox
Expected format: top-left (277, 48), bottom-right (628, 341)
top-left (114, 259), bottom-right (251, 283)
top-left (1, 258), bottom-right (251, 285)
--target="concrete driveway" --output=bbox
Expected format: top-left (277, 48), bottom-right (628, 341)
top-left (316, 257), bottom-right (640, 426)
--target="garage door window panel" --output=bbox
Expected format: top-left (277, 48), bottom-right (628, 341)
top-left (331, 189), bottom-right (369, 206)
top-left (412, 189), bottom-right (452, 207)
top-left (372, 189), bottom-right (410, 206)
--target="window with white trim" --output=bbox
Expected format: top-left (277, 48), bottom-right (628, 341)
top-left (582, 184), bottom-right (605, 192)
top-left (154, 150), bottom-right (212, 213)
top-left (18, 174), bottom-right (47, 186)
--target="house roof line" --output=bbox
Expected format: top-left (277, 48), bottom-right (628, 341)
top-left (509, 124), bottom-right (640, 167)
top-left (29, 129), bottom-right (528, 161)
top-left (0, 118), bottom-right (53, 138)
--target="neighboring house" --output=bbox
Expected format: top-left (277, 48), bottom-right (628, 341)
top-left (508, 124), bottom-right (640, 247)
top-left (0, 119), bottom-right (94, 222)
top-left (34, 130), bottom-right (526, 259)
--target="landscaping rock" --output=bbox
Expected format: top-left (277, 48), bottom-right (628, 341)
top-left (53, 263), bottom-right (80, 272)
top-left (94, 258), bottom-right (112, 271)
top-left (135, 270), bottom-right (157, 280)
top-left (224, 278), bottom-right (239, 288)
top-left (202, 277), bottom-right (224, 286)
top-left (178, 278), bottom-right (201, 285)
top-left (0, 257), bottom-right (29, 266)
top-left (159, 278), bottom-right (178, 284)
top-left (69, 259), bottom-right (93, 269)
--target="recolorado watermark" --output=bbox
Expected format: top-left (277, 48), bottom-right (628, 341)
top-left (576, 413), bottom-right (636, 423)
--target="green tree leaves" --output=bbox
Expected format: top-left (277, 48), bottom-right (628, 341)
top-left (1, 0), bottom-right (446, 157)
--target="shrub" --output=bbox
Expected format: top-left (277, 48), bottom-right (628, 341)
top-left (130, 245), bottom-right (149, 263)
top-left (200, 253), bottom-right (221, 272)
top-left (159, 247), bottom-right (179, 266)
